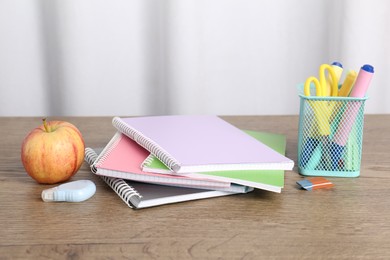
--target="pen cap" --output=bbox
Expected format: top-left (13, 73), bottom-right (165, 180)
top-left (42, 187), bottom-right (57, 202)
top-left (331, 61), bottom-right (343, 68)
top-left (349, 65), bottom-right (374, 98)
top-left (329, 61), bottom-right (343, 90)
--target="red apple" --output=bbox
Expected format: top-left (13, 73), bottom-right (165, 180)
top-left (21, 118), bottom-right (85, 184)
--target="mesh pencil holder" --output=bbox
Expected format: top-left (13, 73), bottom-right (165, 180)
top-left (297, 85), bottom-right (368, 177)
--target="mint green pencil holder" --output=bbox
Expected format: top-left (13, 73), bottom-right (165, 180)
top-left (297, 85), bottom-right (368, 177)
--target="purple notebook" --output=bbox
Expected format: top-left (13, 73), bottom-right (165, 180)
top-left (112, 115), bottom-right (294, 173)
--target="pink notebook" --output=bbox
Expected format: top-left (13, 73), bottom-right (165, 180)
top-left (85, 148), bottom-right (252, 208)
top-left (93, 132), bottom-right (249, 192)
top-left (112, 115), bottom-right (294, 173)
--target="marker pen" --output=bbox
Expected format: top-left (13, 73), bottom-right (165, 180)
top-left (349, 65), bottom-right (374, 97)
top-left (331, 61), bottom-right (344, 84)
top-left (331, 64), bottom-right (374, 170)
top-left (339, 70), bottom-right (357, 97)
top-left (326, 62), bottom-right (343, 96)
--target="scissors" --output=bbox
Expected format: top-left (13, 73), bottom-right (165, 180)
top-left (304, 63), bottom-right (339, 136)
top-left (300, 64), bottom-right (339, 170)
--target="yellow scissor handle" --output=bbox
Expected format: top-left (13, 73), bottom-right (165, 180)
top-left (304, 77), bottom-right (323, 96)
top-left (322, 64), bottom-right (339, 97)
top-left (304, 64), bottom-right (339, 137)
top-left (304, 64), bottom-right (339, 97)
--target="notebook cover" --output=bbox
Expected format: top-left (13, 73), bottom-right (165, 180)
top-left (129, 181), bottom-right (248, 209)
top-left (113, 115), bottom-right (294, 173)
top-left (85, 148), bottom-right (252, 209)
top-left (93, 132), bottom-right (252, 192)
top-left (142, 130), bottom-right (286, 192)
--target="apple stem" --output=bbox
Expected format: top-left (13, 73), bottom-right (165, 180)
top-left (42, 118), bottom-right (50, 132)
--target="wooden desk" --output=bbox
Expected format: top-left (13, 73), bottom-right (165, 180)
top-left (1, 116), bottom-right (389, 258)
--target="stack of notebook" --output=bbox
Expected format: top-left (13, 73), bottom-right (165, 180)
top-left (84, 115), bottom-right (294, 209)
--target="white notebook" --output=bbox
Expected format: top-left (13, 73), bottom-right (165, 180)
top-left (85, 148), bottom-right (253, 209)
top-left (112, 115), bottom-right (294, 173)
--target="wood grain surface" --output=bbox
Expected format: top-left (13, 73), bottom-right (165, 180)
top-left (1, 115), bottom-right (389, 259)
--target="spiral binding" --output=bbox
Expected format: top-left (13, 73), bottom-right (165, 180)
top-left (84, 147), bottom-right (142, 208)
top-left (85, 148), bottom-right (98, 173)
top-left (141, 154), bottom-right (157, 169)
top-left (94, 133), bottom-right (122, 168)
top-left (103, 176), bottom-right (142, 208)
top-left (112, 117), bottom-right (180, 172)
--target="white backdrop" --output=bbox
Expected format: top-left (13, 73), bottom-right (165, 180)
top-left (0, 0), bottom-right (389, 116)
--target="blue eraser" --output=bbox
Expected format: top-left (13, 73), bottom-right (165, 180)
top-left (297, 179), bottom-right (314, 191)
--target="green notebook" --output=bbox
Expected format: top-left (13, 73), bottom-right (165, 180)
top-left (142, 130), bottom-right (287, 193)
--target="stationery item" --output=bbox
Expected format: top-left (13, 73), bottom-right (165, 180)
top-left (339, 124), bottom-right (361, 171)
top-left (298, 90), bottom-right (367, 176)
top-left (85, 148), bottom-right (253, 209)
top-left (331, 64), bottom-right (374, 170)
top-left (296, 177), bottom-right (334, 191)
top-left (300, 138), bottom-right (320, 168)
top-left (344, 125), bottom-right (360, 171)
top-left (304, 63), bottom-right (339, 135)
top-left (142, 130), bottom-right (287, 193)
top-left (92, 132), bottom-right (250, 193)
top-left (349, 65), bottom-right (374, 97)
top-left (327, 61), bottom-right (343, 94)
top-left (112, 115), bottom-right (294, 173)
top-left (298, 63), bottom-right (370, 177)
top-left (300, 64), bottom-right (339, 168)
top-left (339, 70), bottom-right (357, 97)
top-left (41, 180), bottom-right (96, 202)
